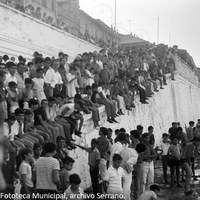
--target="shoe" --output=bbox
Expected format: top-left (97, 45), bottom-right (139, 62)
top-left (193, 177), bottom-right (198, 181)
top-left (111, 117), bottom-right (118, 123)
top-left (177, 183), bottom-right (182, 188)
top-left (117, 111), bottom-right (122, 115)
top-left (115, 113), bottom-right (119, 117)
top-left (160, 87), bottom-right (164, 89)
top-left (71, 138), bottom-right (76, 142)
top-left (154, 89), bottom-right (159, 92)
top-left (69, 143), bottom-right (77, 149)
top-left (75, 130), bottom-right (82, 138)
top-left (164, 83), bottom-right (167, 85)
top-left (185, 190), bottom-right (193, 195)
top-left (107, 118), bottom-right (113, 123)
top-left (126, 107), bottom-right (132, 111)
top-left (120, 110), bottom-right (125, 115)
top-left (171, 78), bottom-right (175, 81)
top-left (141, 101), bottom-right (149, 104)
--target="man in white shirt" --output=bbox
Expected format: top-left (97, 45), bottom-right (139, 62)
top-left (43, 57), bottom-right (56, 98)
top-left (4, 61), bottom-right (17, 87)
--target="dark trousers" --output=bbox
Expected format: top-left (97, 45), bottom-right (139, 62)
top-left (169, 159), bottom-right (180, 185)
top-left (162, 155), bottom-right (168, 182)
top-left (90, 166), bottom-right (101, 197)
top-left (36, 189), bottom-right (58, 200)
top-left (135, 85), bottom-right (147, 102)
top-left (21, 186), bottom-right (34, 200)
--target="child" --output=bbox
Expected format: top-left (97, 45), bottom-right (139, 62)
top-left (22, 78), bottom-right (35, 109)
top-left (76, 138), bottom-right (101, 196)
top-left (85, 63), bottom-right (94, 86)
top-left (32, 68), bottom-right (46, 103)
top-left (138, 184), bottom-right (160, 200)
top-left (63, 174), bottom-right (84, 199)
top-left (156, 133), bottom-right (171, 184)
top-left (103, 153), bottom-right (125, 195)
top-left (7, 81), bottom-right (19, 113)
top-left (168, 136), bottom-right (182, 188)
top-left (59, 156), bottom-right (75, 192)
top-left (107, 128), bottom-right (113, 145)
top-left (18, 148), bottom-right (34, 195)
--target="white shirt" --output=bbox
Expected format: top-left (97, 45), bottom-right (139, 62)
top-left (54, 71), bottom-right (63, 85)
top-left (63, 186), bottom-right (84, 200)
top-left (4, 73), bottom-right (17, 87)
top-left (19, 161), bottom-right (34, 188)
top-left (57, 103), bottom-right (74, 117)
top-left (109, 142), bottom-right (124, 166)
top-left (10, 121), bottom-right (24, 141)
top-left (44, 67), bottom-right (57, 88)
top-left (138, 190), bottom-right (157, 200)
top-left (103, 166), bottom-right (125, 192)
top-left (15, 72), bottom-right (28, 92)
top-left (159, 141), bottom-right (170, 155)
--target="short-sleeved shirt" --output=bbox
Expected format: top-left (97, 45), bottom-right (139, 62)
top-left (88, 147), bottom-right (101, 167)
top-left (19, 161), bottom-right (34, 188)
top-left (63, 186), bottom-right (84, 200)
top-left (59, 168), bottom-right (70, 191)
top-left (34, 107), bottom-right (47, 126)
top-left (138, 190), bottom-right (157, 200)
top-left (35, 157), bottom-right (60, 190)
top-left (103, 166), bottom-right (125, 192)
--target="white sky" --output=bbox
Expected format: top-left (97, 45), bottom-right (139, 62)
top-left (80, 0), bottom-right (200, 68)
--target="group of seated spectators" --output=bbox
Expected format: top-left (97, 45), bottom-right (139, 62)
top-left (0, 0), bottom-right (115, 49)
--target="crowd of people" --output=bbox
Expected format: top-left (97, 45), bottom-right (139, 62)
top-left (0, 43), bottom-right (179, 200)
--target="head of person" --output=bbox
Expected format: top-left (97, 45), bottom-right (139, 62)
top-left (33, 143), bottom-right (42, 157)
top-left (118, 132), bottom-right (127, 144)
top-left (192, 136), bottom-right (200, 147)
top-left (177, 127), bottom-right (183, 134)
top-left (130, 130), bottom-right (140, 141)
top-left (14, 108), bottom-right (24, 124)
top-left (162, 133), bottom-right (169, 142)
top-left (142, 133), bottom-right (150, 144)
top-left (172, 122), bottom-right (177, 128)
top-left (6, 61), bottom-right (17, 76)
top-left (55, 94), bottom-right (64, 106)
top-left (35, 57), bottom-right (44, 68)
top-left (52, 59), bottom-right (60, 71)
top-left (63, 156), bottom-right (75, 171)
top-left (25, 78), bottom-right (33, 89)
top-left (7, 114), bottom-right (16, 127)
top-left (150, 184), bottom-right (160, 195)
top-left (8, 81), bottom-right (17, 92)
top-left (69, 66), bottom-right (77, 75)
top-left (137, 125), bottom-right (143, 135)
top-left (189, 121), bottom-right (195, 127)
top-left (43, 142), bottom-right (57, 156)
top-left (85, 85), bottom-right (92, 96)
top-left (115, 129), bottom-right (120, 136)
top-left (24, 109), bottom-right (33, 122)
top-left (107, 128), bottom-right (113, 139)
top-left (56, 136), bottom-right (66, 149)
top-left (92, 83), bottom-right (98, 92)
top-left (69, 174), bottom-right (81, 191)
top-left (198, 119), bottom-right (200, 124)
top-left (27, 62), bottom-right (34, 69)
top-left (58, 52), bottom-right (64, 60)
top-left (91, 138), bottom-right (98, 149)
top-left (99, 127), bottom-right (108, 137)
top-left (172, 136), bottom-right (181, 145)
top-left (48, 97), bottom-right (55, 108)
top-left (136, 143), bottom-right (146, 153)
top-left (44, 57), bottom-right (51, 68)
top-left (17, 62), bottom-right (26, 75)
top-left (28, 98), bottom-right (39, 111)
top-left (148, 126), bottom-right (154, 134)
top-left (120, 128), bottom-right (126, 133)
top-left (85, 63), bottom-right (91, 70)
top-left (41, 99), bottom-right (48, 109)
top-left (20, 148), bottom-right (33, 162)
top-left (36, 67), bottom-right (44, 78)
top-left (112, 154), bottom-right (122, 169)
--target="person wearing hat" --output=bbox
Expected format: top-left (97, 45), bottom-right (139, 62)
top-left (0, 69), bottom-right (8, 128)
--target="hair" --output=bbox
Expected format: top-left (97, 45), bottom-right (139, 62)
top-left (115, 129), bottom-right (120, 135)
top-left (14, 108), bottom-right (24, 116)
top-left (24, 109), bottom-right (33, 116)
top-left (55, 94), bottom-right (64, 99)
top-left (136, 143), bottom-right (146, 153)
top-left (172, 122), bottom-right (177, 126)
top-left (189, 121), bottom-right (195, 126)
top-left (193, 136), bottom-right (200, 142)
top-left (91, 138), bottom-right (98, 145)
top-left (5, 61), bottom-right (16, 69)
top-left (69, 174), bottom-right (81, 184)
top-left (35, 57), bottom-right (44, 64)
top-left (63, 156), bottom-right (75, 165)
top-left (85, 85), bottom-right (92, 91)
top-left (119, 128), bottom-right (126, 133)
top-left (113, 153), bottom-right (122, 162)
top-left (58, 52), bottom-right (64, 57)
top-left (17, 62), bottom-right (25, 68)
top-left (137, 125), bottom-right (143, 131)
top-left (48, 96), bottom-right (55, 102)
top-left (28, 98), bottom-right (39, 108)
top-left (150, 184), bottom-right (160, 192)
top-left (27, 62), bottom-right (33, 67)
top-left (130, 130), bottom-right (140, 139)
top-left (162, 133), bottom-right (168, 138)
top-left (173, 135), bottom-right (181, 140)
top-left (44, 57), bottom-right (51, 62)
top-left (142, 132), bottom-right (150, 139)
top-left (148, 126), bottom-right (154, 131)
top-left (100, 127), bottom-right (108, 136)
top-left (8, 81), bottom-right (17, 88)
top-left (7, 114), bottom-right (16, 121)
top-left (25, 78), bottom-right (33, 85)
top-left (118, 132), bottom-right (127, 141)
top-left (107, 128), bottom-right (113, 133)
top-left (20, 148), bottom-right (32, 160)
top-left (92, 83), bottom-right (98, 89)
top-left (33, 143), bottom-right (42, 150)
top-left (177, 127), bottom-right (183, 132)
top-left (56, 136), bottom-right (65, 143)
top-left (41, 99), bottom-right (48, 104)
top-left (43, 142), bottom-right (56, 154)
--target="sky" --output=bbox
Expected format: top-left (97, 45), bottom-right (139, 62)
top-left (80, 0), bottom-right (200, 68)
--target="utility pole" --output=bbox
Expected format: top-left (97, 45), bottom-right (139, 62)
top-left (157, 16), bottom-right (159, 44)
top-left (114, 0), bottom-right (117, 31)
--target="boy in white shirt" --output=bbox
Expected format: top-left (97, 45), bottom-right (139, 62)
top-left (103, 153), bottom-right (125, 195)
top-left (138, 184), bottom-right (160, 200)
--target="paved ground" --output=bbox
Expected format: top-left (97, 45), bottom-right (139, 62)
top-left (153, 159), bottom-right (200, 200)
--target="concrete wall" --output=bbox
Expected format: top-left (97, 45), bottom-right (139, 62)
top-left (69, 56), bottom-right (200, 189)
top-left (0, 3), bottom-right (100, 61)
